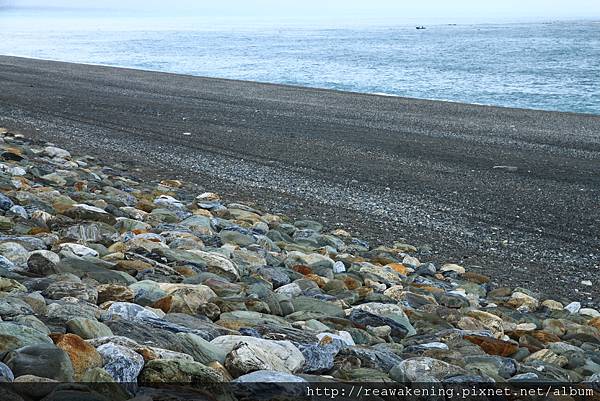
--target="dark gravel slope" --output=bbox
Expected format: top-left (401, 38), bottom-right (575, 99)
top-left (0, 56), bottom-right (599, 303)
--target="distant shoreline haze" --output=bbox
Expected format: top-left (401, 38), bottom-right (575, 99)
top-left (1, 0), bottom-right (600, 20)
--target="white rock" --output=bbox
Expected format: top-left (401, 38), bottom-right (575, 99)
top-left (402, 255), bottom-right (421, 268)
top-left (0, 242), bottom-right (29, 266)
top-left (274, 283), bottom-right (303, 298)
top-left (390, 357), bottom-right (464, 382)
top-left (233, 370), bottom-right (306, 383)
top-left (349, 302), bottom-right (410, 321)
top-left (515, 323), bottom-right (537, 332)
top-left (210, 336), bottom-right (305, 374)
top-left (415, 342), bottom-right (449, 350)
top-left (185, 250), bottom-right (239, 280)
top-left (8, 205), bottom-right (28, 219)
top-left (332, 261), bottom-right (346, 273)
top-left (581, 280), bottom-right (593, 286)
top-left (564, 302), bottom-right (581, 314)
top-left (285, 251), bottom-right (334, 269)
top-left (196, 192), bottom-right (220, 201)
top-left (72, 203), bottom-right (108, 214)
top-left (104, 302), bottom-right (161, 321)
top-left (440, 263), bottom-right (466, 274)
top-left (155, 348), bottom-right (195, 361)
top-left (153, 195), bottom-right (184, 209)
top-left (119, 207), bottom-right (147, 220)
top-left (316, 331), bottom-right (355, 346)
top-left (58, 243), bottom-right (99, 258)
top-left (579, 308), bottom-right (600, 318)
top-left (156, 283), bottom-right (217, 301)
top-left (43, 146), bottom-right (71, 159)
top-left (0, 164), bottom-right (26, 176)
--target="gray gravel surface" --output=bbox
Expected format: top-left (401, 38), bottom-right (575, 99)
top-left (0, 55), bottom-right (599, 304)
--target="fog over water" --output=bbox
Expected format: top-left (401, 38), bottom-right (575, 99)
top-left (2, 0), bottom-right (599, 21)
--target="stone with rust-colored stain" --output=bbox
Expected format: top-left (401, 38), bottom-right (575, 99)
top-left (114, 259), bottom-right (154, 276)
top-left (462, 272), bottom-right (491, 284)
top-left (50, 333), bottom-right (103, 379)
top-left (343, 276), bottom-right (361, 290)
top-left (588, 317), bottom-right (600, 331)
top-left (97, 284), bottom-right (135, 304)
top-left (305, 274), bottom-right (326, 288)
top-left (152, 295), bottom-right (173, 313)
top-left (518, 334), bottom-right (545, 353)
top-left (464, 335), bottom-right (518, 357)
top-left (531, 330), bottom-right (561, 344)
top-left (293, 265), bottom-right (313, 275)
top-left (387, 263), bottom-right (409, 275)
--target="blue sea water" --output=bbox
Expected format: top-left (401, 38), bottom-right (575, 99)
top-left (1, 10), bottom-right (599, 114)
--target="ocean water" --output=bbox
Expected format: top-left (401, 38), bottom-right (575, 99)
top-left (1, 10), bottom-right (599, 114)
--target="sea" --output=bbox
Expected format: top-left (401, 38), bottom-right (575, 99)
top-left (1, 8), bottom-right (599, 115)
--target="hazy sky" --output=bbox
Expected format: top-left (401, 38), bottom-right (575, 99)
top-left (2, 0), bottom-right (599, 21)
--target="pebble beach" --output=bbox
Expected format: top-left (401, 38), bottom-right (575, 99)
top-left (1, 56), bottom-right (599, 307)
top-left (0, 127), bottom-right (599, 399)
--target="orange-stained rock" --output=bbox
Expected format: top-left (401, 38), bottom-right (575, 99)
top-left (5, 147), bottom-right (22, 156)
top-left (356, 287), bottom-right (373, 298)
top-left (518, 334), bottom-right (545, 353)
top-left (588, 317), bottom-right (600, 331)
top-left (50, 333), bottom-right (103, 378)
top-left (305, 274), bottom-right (326, 288)
top-left (462, 272), bottom-right (491, 284)
top-left (136, 347), bottom-right (158, 361)
top-left (464, 335), bottom-right (519, 357)
top-left (160, 179), bottom-right (183, 188)
top-left (97, 284), bottom-right (134, 304)
top-left (372, 256), bottom-right (396, 265)
top-left (387, 263), bottom-right (409, 275)
top-left (487, 287), bottom-right (512, 298)
top-left (293, 265), bottom-right (313, 275)
top-left (457, 317), bottom-right (485, 331)
top-left (410, 284), bottom-right (444, 294)
top-left (174, 265), bottom-right (197, 277)
top-left (343, 277), bottom-right (362, 290)
top-left (73, 181), bottom-right (87, 192)
top-left (136, 199), bottom-right (155, 213)
top-left (531, 330), bottom-right (561, 344)
top-left (152, 295), bottom-right (173, 313)
top-left (208, 361), bottom-right (233, 381)
top-left (29, 227), bottom-right (50, 235)
top-left (114, 259), bottom-right (154, 276)
top-left (193, 208), bottom-right (213, 217)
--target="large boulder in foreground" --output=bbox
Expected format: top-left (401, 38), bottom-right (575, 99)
top-left (210, 336), bottom-right (305, 377)
top-left (0, 322), bottom-right (52, 353)
top-left (3, 343), bottom-right (74, 381)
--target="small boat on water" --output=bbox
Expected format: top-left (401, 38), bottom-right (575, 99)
top-left (416, 26), bottom-right (426, 30)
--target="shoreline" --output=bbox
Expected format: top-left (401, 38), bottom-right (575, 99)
top-left (2, 54), bottom-right (598, 117)
top-left (0, 55), bottom-right (599, 305)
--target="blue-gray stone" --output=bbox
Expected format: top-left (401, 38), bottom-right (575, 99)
top-left (0, 194), bottom-right (14, 211)
top-left (0, 255), bottom-right (15, 271)
top-left (97, 343), bottom-right (144, 382)
top-left (0, 362), bottom-right (14, 382)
